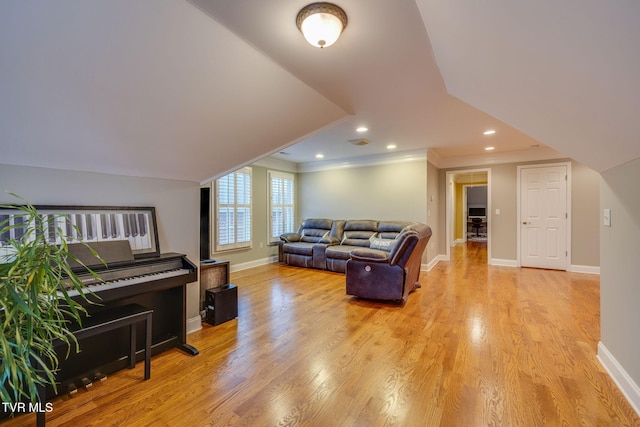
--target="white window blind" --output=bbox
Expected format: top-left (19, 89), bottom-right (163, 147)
top-left (215, 167), bottom-right (252, 251)
top-left (268, 170), bottom-right (295, 242)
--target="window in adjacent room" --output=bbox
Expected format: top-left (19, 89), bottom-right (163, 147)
top-left (214, 167), bottom-right (252, 251)
top-left (268, 170), bottom-right (295, 242)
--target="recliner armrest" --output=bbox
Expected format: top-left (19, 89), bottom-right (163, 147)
top-left (280, 233), bottom-right (301, 243)
top-left (350, 249), bottom-right (390, 263)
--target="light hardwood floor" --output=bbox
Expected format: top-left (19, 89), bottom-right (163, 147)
top-left (3, 242), bottom-right (639, 426)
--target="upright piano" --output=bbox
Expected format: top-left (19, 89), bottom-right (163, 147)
top-left (0, 205), bottom-right (199, 398)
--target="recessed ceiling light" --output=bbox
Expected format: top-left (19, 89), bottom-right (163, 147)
top-left (386, 144), bottom-right (397, 150)
top-left (483, 130), bottom-right (496, 135)
top-left (315, 153), bottom-right (324, 159)
top-left (356, 126), bottom-right (368, 133)
top-left (485, 146), bottom-right (495, 151)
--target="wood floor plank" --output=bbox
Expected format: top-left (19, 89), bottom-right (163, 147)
top-left (2, 242), bottom-right (639, 426)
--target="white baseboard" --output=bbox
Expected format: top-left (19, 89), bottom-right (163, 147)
top-left (489, 258), bottom-right (518, 267)
top-left (569, 264), bottom-right (600, 274)
top-left (186, 315), bottom-right (203, 335)
top-left (453, 239), bottom-right (466, 246)
top-left (597, 342), bottom-right (640, 417)
top-left (230, 256), bottom-right (278, 273)
top-left (422, 254), bottom-right (447, 271)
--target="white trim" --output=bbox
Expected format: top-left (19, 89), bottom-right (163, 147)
top-left (517, 162), bottom-right (572, 270)
top-left (489, 258), bottom-right (518, 267)
top-left (423, 254), bottom-right (447, 271)
top-left (445, 168), bottom-right (492, 264)
top-left (597, 342), bottom-right (640, 417)
top-left (186, 315), bottom-right (203, 334)
top-left (569, 264), bottom-right (600, 274)
top-left (427, 147), bottom-right (565, 169)
top-left (230, 256), bottom-right (279, 273)
top-left (453, 238), bottom-right (466, 246)
top-left (296, 148), bottom-right (427, 173)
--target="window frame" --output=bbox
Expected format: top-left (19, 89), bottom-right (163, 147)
top-left (267, 170), bottom-right (295, 243)
top-left (214, 166), bottom-right (252, 252)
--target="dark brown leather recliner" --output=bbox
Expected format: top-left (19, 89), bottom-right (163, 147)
top-left (345, 223), bottom-right (432, 303)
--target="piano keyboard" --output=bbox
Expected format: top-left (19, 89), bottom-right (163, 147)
top-left (0, 212), bottom-right (153, 251)
top-left (60, 268), bottom-right (191, 298)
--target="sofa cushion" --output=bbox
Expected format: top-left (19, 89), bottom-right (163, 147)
top-left (341, 220), bottom-right (378, 247)
top-left (325, 245), bottom-right (357, 260)
top-left (283, 242), bottom-right (316, 256)
top-left (298, 218), bottom-right (333, 243)
top-left (377, 221), bottom-right (411, 239)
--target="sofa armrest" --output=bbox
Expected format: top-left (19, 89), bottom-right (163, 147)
top-left (350, 249), bottom-right (390, 263)
top-left (319, 236), bottom-right (340, 245)
top-left (280, 233), bottom-right (301, 243)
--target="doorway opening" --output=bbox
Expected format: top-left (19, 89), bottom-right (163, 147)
top-left (445, 169), bottom-right (491, 263)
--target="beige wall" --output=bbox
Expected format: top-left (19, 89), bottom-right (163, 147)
top-left (439, 159), bottom-right (600, 267)
top-left (600, 157), bottom-right (640, 389)
top-left (298, 160), bottom-right (428, 223)
top-left (0, 163), bottom-right (201, 320)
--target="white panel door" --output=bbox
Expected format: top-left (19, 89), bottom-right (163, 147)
top-left (520, 165), bottom-right (568, 270)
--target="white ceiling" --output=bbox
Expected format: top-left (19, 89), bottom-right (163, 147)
top-left (1, 0), bottom-right (638, 182)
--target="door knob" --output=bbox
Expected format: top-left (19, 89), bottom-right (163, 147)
top-left (522, 221), bottom-right (531, 225)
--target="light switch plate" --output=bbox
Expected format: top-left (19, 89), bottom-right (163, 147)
top-left (603, 208), bottom-right (611, 227)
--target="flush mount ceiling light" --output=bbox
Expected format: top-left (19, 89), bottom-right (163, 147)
top-left (296, 2), bottom-right (347, 48)
top-left (347, 138), bottom-right (370, 146)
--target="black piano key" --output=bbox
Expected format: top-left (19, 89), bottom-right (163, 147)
top-left (14, 215), bottom-right (25, 241)
top-left (130, 214), bottom-right (138, 237)
top-left (138, 213), bottom-right (146, 237)
top-left (110, 214), bottom-right (118, 238)
top-left (123, 213), bottom-right (131, 237)
top-left (74, 214), bottom-right (83, 240)
top-left (100, 214), bottom-right (108, 239)
top-left (86, 214), bottom-right (95, 240)
top-left (65, 214), bottom-right (73, 238)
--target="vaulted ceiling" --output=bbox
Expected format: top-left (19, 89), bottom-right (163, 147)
top-left (1, 1), bottom-right (638, 182)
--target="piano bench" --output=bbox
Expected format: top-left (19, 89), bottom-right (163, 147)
top-left (70, 303), bottom-right (153, 379)
top-left (37, 304), bottom-right (153, 426)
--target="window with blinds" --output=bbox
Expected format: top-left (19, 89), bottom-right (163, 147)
top-left (215, 167), bottom-right (252, 251)
top-left (268, 170), bottom-right (295, 242)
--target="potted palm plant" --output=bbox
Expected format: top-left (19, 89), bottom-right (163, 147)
top-left (0, 195), bottom-right (99, 411)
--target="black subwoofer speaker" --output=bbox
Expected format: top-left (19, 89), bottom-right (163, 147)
top-left (205, 284), bottom-right (238, 326)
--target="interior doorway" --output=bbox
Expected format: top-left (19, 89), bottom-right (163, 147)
top-left (445, 169), bottom-right (491, 263)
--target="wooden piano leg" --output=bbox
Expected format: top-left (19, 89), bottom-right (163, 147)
top-left (129, 323), bottom-right (136, 370)
top-left (36, 383), bottom-right (46, 427)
